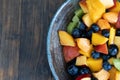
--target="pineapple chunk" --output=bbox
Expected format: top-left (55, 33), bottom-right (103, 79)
top-left (114, 36), bottom-right (120, 58)
top-left (76, 56), bottom-right (87, 66)
top-left (86, 0), bottom-right (105, 23)
top-left (58, 31), bottom-right (76, 46)
top-left (109, 27), bottom-right (116, 45)
top-left (92, 33), bottom-right (108, 46)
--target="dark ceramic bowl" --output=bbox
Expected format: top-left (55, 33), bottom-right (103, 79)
top-left (47, 0), bottom-right (80, 80)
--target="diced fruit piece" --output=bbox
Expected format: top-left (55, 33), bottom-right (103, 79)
top-left (114, 36), bottom-right (120, 58)
top-left (79, 49), bottom-right (92, 57)
top-left (78, 22), bottom-right (87, 31)
top-left (116, 29), bottom-right (120, 36)
top-left (99, 0), bottom-right (114, 9)
top-left (91, 24), bottom-right (100, 32)
top-left (116, 70), bottom-right (120, 80)
top-left (86, 0), bottom-right (105, 23)
top-left (101, 29), bottom-right (110, 38)
top-left (116, 12), bottom-right (120, 29)
top-left (75, 74), bottom-right (91, 80)
top-left (72, 28), bottom-right (82, 38)
top-left (72, 15), bottom-right (80, 22)
top-left (79, 0), bottom-right (88, 13)
top-left (113, 58), bottom-right (120, 71)
top-left (97, 19), bottom-right (111, 30)
top-left (108, 44), bottom-right (118, 57)
top-left (91, 51), bottom-right (101, 59)
top-left (58, 31), bottom-right (76, 46)
top-left (109, 1), bottom-right (120, 12)
top-left (67, 64), bottom-right (79, 76)
top-left (101, 54), bottom-right (111, 61)
top-left (82, 14), bottom-right (93, 27)
top-left (63, 46), bottom-right (79, 62)
top-left (79, 65), bottom-right (91, 75)
top-left (67, 22), bottom-right (78, 34)
top-left (108, 57), bottom-right (115, 65)
top-left (92, 33), bottom-right (108, 46)
top-left (75, 9), bottom-right (84, 18)
top-left (94, 43), bottom-right (108, 54)
top-left (87, 58), bottom-right (103, 72)
top-left (103, 12), bottom-right (118, 24)
top-left (109, 27), bottom-right (116, 45)
top-left (76, 38), bottom-right (92, 52)
top-left (75, 56), bottom-right (87, 66)
top-left (109, 67), bottom-right (117, 80)
top-left (102, 61), bottom-right (112, 71)
top-left (93, 69), bottom-right (110, 80)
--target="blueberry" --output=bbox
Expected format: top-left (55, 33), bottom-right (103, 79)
top-left (103, 61), bottom-right (112, 71)
top-left (67, 58), bottom-right (76, 66)
top-left (91, 24), bottom-right (100, 32)
top-left (108, 44), bottom-right (118, 56)
top-left (101, 29), bottom-right (110, 38)
top-left (67, 64), bottom-right (79, 76)
top-left (87, 29), bottom-right (94, 38)
top-left (78, 22), bottom-right (87, 31)
top-left (116, 29), bottom-right (120, 36)
top-left (81, 31), bottom-right (87, 38)
top-left (72, 28), bottom-right (82, 38)
top-left (91, 51), bottom-right (101, 59)
top-left (79, 66), bottom-right (91, 75)
top-left (102, 54), bottom-right (111, 61)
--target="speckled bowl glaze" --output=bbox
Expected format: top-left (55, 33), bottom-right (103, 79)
top-left (47, 0), bottom-right (80, 80)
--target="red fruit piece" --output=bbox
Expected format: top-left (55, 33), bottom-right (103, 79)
top-left (95, 43), bottom-right (108, 54)
top-left (75, 74), bottom-right (91, 80)
top-left (63, 46), bottom-right (80, 62)
top-left (116, 12), bottom-right (120, 29)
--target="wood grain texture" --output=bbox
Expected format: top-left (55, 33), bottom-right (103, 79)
top-left (0, 0), bottom-right (64, 80)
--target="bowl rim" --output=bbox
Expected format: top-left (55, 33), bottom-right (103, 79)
top-left (47, 0), bottom-right (71, 80)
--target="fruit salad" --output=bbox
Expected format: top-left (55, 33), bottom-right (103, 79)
top-left (58, 0), bottom-right (120, 80)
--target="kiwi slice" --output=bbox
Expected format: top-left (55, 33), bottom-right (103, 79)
top-left (72, 15), bottom-right (80, 22)
top-left (67, 22), bottom-right (78, 34)
top-left (75, 9), bottom-right (84, 18)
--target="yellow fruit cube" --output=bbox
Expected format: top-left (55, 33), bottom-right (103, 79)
top-left (76, 38), bottom-right (91, 52)
top-left (108, 57), bottom-right (115, 65)
top-left (109, 67), bottom-right (117, 80)
top-left (93, 69), bottom-right (110, 80)
top-left (86, 0), bottom-right (105, 23)
top-left (97, 19), bottom-right (111, 30)
top-left (75, 56), bottom-right (87, 66)
top-left (58, 31), bottom-right (75, 46)
top-left (103, 12), bottom-right (118, 24)
top-left (87, 58), bottom-right (103, 72)
top-left (109, 27), bottom-right (116, 45)
top-left (116, 71), bottom-right (120, 80)
top-left (92, 33), bottom-right (108, 46)
top-left (114, 36), bottom-right (120, 58)
top-left (82, 14), bottom-right (93, 27)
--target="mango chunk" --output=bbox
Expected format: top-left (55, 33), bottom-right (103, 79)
top-left (97, 19), bottom-right (111, 30)
top-left (109, 67), bottom-right (117, 80)
top-left (109, 27), bottom-right (116, 45)
top-left (58, 31), bottom-right (75, 46)
top-left (87, 58), bottom-right (103, 72)
top-left (92, 33), bottom-right (108, 46)
top-left (86, 0), bottom-right (105, 23)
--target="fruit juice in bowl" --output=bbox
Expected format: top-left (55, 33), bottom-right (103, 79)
top-left (58, 0), bottom-right (120, 80)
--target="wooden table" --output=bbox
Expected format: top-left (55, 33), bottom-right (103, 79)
top-left (0, 0), bottom-right (64, 80)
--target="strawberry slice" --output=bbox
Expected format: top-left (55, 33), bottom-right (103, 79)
top-left (94, 43), bottom-right (108, 54)
top-left (116, 12), bottom-right (120, 29)
top-left (63, 46), bottom-right (80, 62)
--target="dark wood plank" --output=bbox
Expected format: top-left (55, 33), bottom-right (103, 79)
top-left (0, 0), bottom-right (65, 80)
